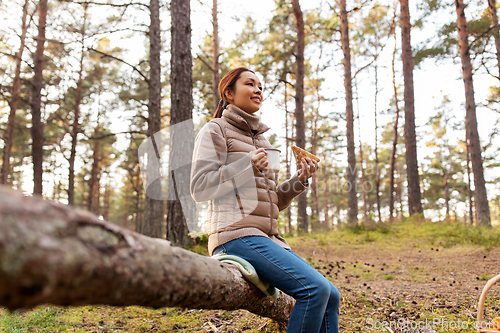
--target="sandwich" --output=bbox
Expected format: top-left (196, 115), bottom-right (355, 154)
top-left (291, 145), bottom-right (320, 168)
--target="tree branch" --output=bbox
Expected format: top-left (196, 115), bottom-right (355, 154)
top-left (0, 186), bottom-right (295, 323)
top-left (196, 53), bottom-right (214, 72)
top-left (57, 0), bottom-right (149, 9)
top-left (89, 48), bottom-right (150, 84)
top-left (353, 59), bottom-right (375, 79)
top-left (277, 78), bottom-right (295, 89)
top-left (85, 130), bottom-right (147, 140)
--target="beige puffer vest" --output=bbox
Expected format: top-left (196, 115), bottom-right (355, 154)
top-left (190, 105), bottom-right (307, 255)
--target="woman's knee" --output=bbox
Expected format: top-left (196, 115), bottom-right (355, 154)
top-left (307, 278), bottom-right (333, 303)
top-left (330, 284), bottom-right (341, 306)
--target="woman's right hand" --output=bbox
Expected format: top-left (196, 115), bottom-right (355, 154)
top-left (251, 148), bottom-right (268, 173)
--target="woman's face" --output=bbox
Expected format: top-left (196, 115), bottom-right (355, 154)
top-left (226, 71), bottom-right (263, 114)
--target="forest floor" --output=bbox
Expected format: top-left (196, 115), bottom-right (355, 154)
top-left (1, 219), bottom-right (499, 333)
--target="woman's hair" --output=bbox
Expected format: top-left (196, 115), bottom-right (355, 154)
top-left (213, 67), bottom-right (255, 119)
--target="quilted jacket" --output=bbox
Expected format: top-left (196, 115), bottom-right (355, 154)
top-left (190, 104), bottom-right (307, 255)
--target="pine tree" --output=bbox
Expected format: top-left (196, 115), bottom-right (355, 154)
top-left (212, 0), bottom-right (220, 112)
top-left (389, 0), bottom-right (401, 222)
top-left (31, 0), bottom-right (48, 195)
top-left (68, 4), bottom-right (88, 206)
top-left (455, 0), bottom-right (491, 227)
top-left (400, 0), bottom-right (423, 215)
top-left (292, 0), bottom-right (308, 233)
top-left (488, 0), bottom-right (500, 77)
top-left (422, 102), bottom-right (468, 220)
top-left (339, 0), bottom-right (358, 225)
top-left (1, 0), bottom-right (30, 185)
top-left (166, 0), bottom-right (194, 246)
top-left (142, 0), bottom-right (164, 238)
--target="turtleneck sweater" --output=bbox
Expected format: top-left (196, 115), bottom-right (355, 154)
top-left (224, 104), bottom-right (261, 131)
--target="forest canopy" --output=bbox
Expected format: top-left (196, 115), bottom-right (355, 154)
top-left (0, 0), bottom-right (499, 238)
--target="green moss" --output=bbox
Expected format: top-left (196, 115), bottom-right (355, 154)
top-left (76, 225), bottom-right (123, 248)
top-left (0, 306), bottom-right (61, 333)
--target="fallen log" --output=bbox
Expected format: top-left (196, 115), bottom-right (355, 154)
top-left (0, 186), bottom-right (295, 323)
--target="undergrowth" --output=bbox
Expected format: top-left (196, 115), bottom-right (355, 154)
top-left (0, 306), bottom-right (60, 333)
top-left (1, 218), bottom-right (498, 332)
top-left (285, 218), bottom-right (500, 250)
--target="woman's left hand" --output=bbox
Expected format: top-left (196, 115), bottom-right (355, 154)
top-left (298, 157), bottom-right (319, 182)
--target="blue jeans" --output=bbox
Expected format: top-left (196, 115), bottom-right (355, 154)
top-left (213, 236), bottom-right (340, 333)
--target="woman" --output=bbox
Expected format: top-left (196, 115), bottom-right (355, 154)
top-left (190, 67), bottom-right (340, 333)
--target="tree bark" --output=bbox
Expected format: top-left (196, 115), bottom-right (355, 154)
top-left (102, 179), bottom-right (111, 222)
top-left (88, 132), bottom-right (101, 216)
top-left (31, 0), bottom-right (48, 196)
top-left (135, 184), bottom-right (142, 232)
top-left (292, 0), bottom-right (308, 234)
top-left (488, 0), bottom-right (500, 78)
top-left (355, 82), bottom-right (368, 224)
top-left (397, 164), bottom-right (404, 217)
top-left (444, 147), bottom-right (452, 221)
top-left (311, 55), bottom-right (322, 231)
top-left (311, 110), bottom-right (320, 231)
top-left (0, 186), bottom-right (294, 323)
top-left (373, 59), bottom-right (381, 223)
top-left (358, 141), bottom-right (368, 224)
top-left (324, 178), bottom-right (330, 230)
top-left (68, 5), bottom-right (87, 206)
top-left (285, 83), bottom-right (292, 235)
top-left (212, 0), bottom-right (220, 113)
top-left (389, 1), bottom-right (400, 223)
top-left (1, 0), bottom-right (30, 185)
top-left (466, 129), bottom-right (474, 225)
top-left (167, 0), bottom-right (194, 246)
top-left (339, 0), bottom-right (358, 225)
top-left (143, 0), bottom-right (164, 238)
top-left (400, 0), bottom-right (423, 215)
top-left (455, 0), bottom-right (491, 227)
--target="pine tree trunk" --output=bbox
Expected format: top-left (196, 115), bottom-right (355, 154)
top-left (324, 180), bottom-right (329, 230)
top-left (69, 8), bottom-right (87, 206)
top-left (488, 0), bottom-right (500, 78)
top-left (135, 184), bottom-right (142, 232)
top-left (400, 0), bottom-right (423, 215)
top-left (311, 59), bottom-right (321, 231)
top-left (88, 136), bottom-right (101, 216)
top-left (212, 0), bottom-right (220, 112)
top-left (311, 110), bottom-right (319, 231)
top-left (143, 0), bottom-right (164, 238)
top-left (1, 0), bottom-right (29, 185)
top-left (167, 0), bottom-right (194, 247)
top-left (340, 0), bottom-right (358, 225)
top-left (285, 84), bottom-right (292, 235)
top-left (356, 92), bottom-right (368, 223)
top-left (389, 3), bottom-right (400, 222)
top-left (359, 143), bottom-right (368, 223)
top-left (397, 165), bottom-right (404, 217)
top-left (123, 197), bottom-right (129, 228)
top-left (466, 130), bottom-right (474, 225)
top-left (292, 0), bottom-right (308, 234)
top-left (31, 0), bottom-right (47, 196)
top-left (102, 180), bottom-right (111, 222)
top-left (0, 186), bottom-right (294, 323)
top-left (455, 0), bottom-right (491, 227)
top-left (444, 147), bottom-right (452, 221)
top-left (374, 59), bottom-right (381, 222)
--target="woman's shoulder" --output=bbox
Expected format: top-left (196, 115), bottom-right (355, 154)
top-left (196, 119), bottom-right (227, 142)
top-left (200, 118), bottom-right (226, 132)
top-left (208, 117), bottom-right (227, 128)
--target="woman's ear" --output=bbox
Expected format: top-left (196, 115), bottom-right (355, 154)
top-left (225, 89), bottom-right (234, 103)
